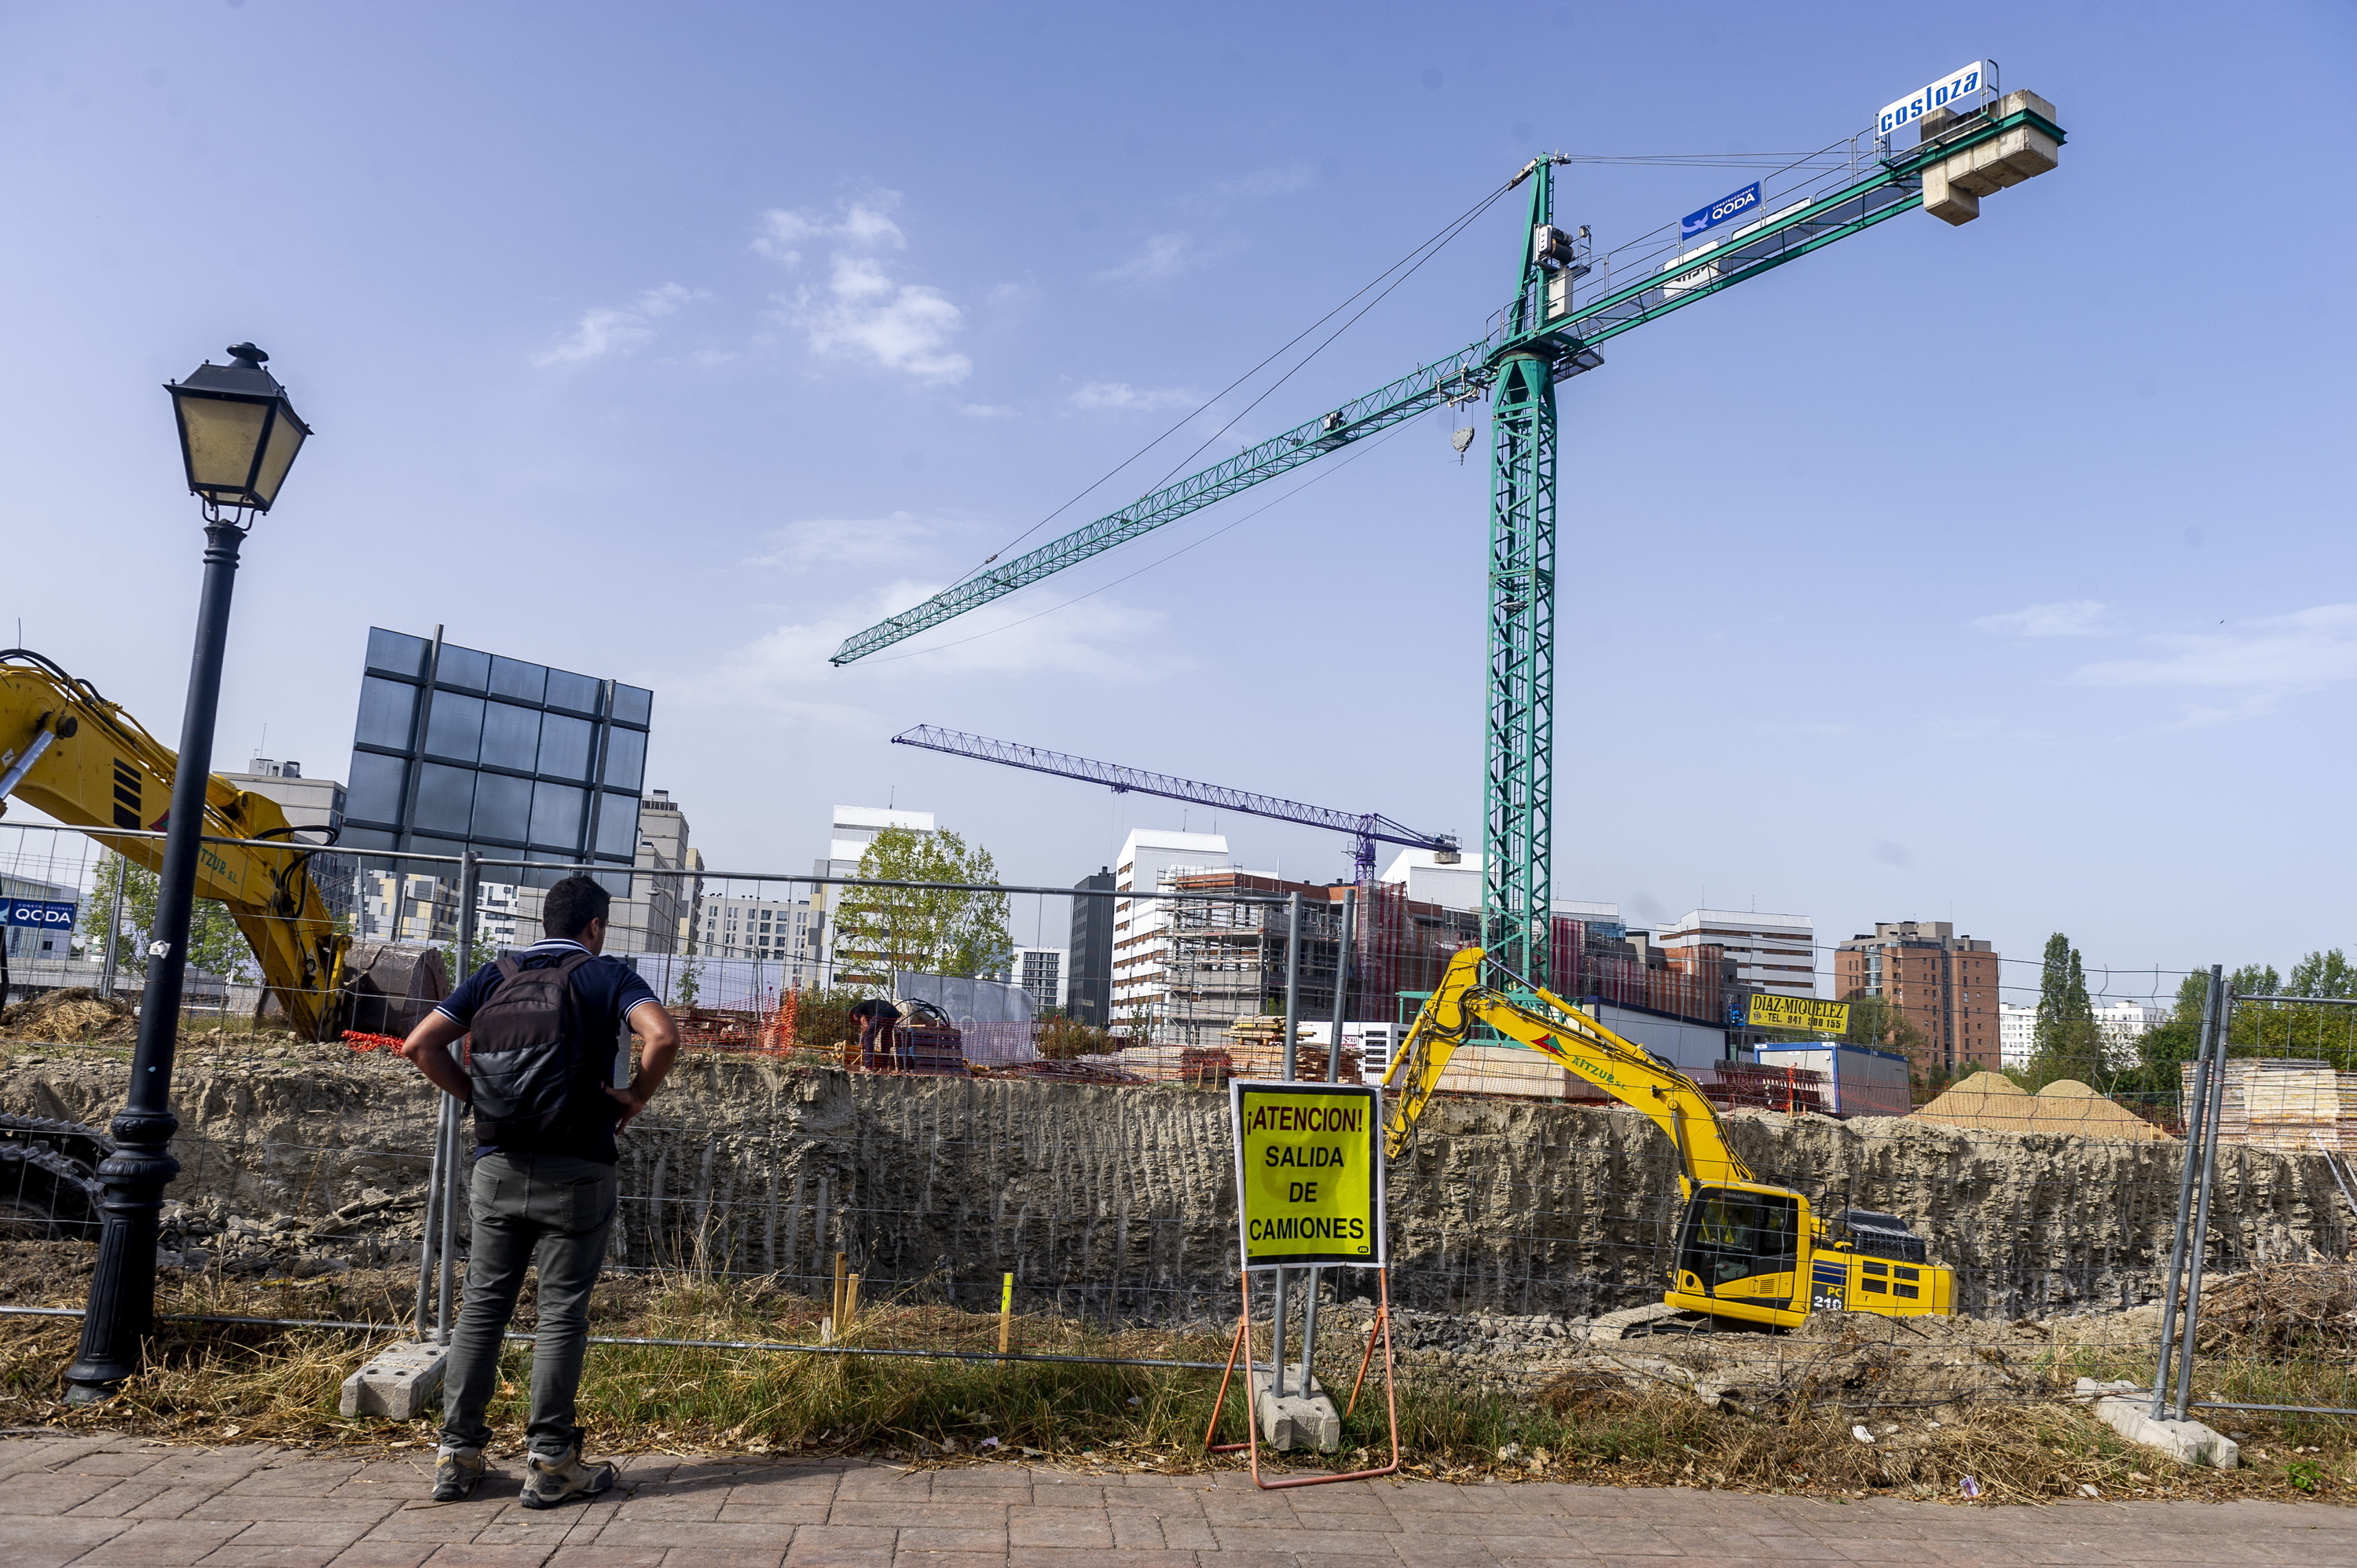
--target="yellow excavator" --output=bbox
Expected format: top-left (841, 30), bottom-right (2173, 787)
top-left (0, 649), bottom-right (353, 1039)
top-left (1383, 946), bottom-right (1954, 1328)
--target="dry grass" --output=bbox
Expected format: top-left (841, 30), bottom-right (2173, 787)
top-left (1, 1260), bottom-right (2352, 1504)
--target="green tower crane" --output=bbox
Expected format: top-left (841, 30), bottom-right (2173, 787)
top-left (831, 73), bottom-right (2063, 988)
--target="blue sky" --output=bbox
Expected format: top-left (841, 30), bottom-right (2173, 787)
top-left (2, 2), bottom-right (2352, 999)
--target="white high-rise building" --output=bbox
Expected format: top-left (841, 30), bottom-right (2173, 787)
top-left (1109, 829), bottom-right (1228, 1023)
top-left (1655, 909), bottom-right (1817, 1001)
top-left (1011, 946), bottom-right (1067, 1012)
top-left (697, 892), bottom-right (819, 987)
top-left (1999, 1002), bottom-right (2038, 1068)
top-left (812, 804), bottom-right (936, 988)
top-left (2095, 998), bottom-right (2167, 1067)
top-left (1997, 998), bottom-right (2164, 1070)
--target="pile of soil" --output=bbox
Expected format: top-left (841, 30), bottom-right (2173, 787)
top-left (0, 988), bottom-right (137, 1045)
top-left (1915, 1071), bottom-right (2172, 1140)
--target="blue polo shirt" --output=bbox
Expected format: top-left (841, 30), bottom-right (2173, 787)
top-left (435, 939), bottom-right (662, 1165)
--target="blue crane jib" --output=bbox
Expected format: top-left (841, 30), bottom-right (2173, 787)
top-left (838, 82), bottom-right (2065, 984)
top-left (890, 724), bottom-right (1458, 877)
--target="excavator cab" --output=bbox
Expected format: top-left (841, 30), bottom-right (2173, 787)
top-left (1668, 1184), bottom-right (1809, 1328)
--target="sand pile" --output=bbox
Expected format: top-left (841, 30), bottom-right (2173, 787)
top-left (0, 987), bottom-right (137, 1045)
top-left (1915, 1071), bottom-right (2171, 1140)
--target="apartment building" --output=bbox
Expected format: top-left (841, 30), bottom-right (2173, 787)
top-left (1834, 921), bottom-right (2002, 1074)
top-left (1656, 909), bottom-right (1817, 1000)
top-left (1068, 868), bottom-right (1114, 1026)
top-left (1999, 997), bottom-right (2167, 1070)
top-left (695, 892), bottom-right (819, 987)
top-left (1011, 945), bottom-right (1068, 1013)
top-left (1109, 829), bottom-right (1229, 1024)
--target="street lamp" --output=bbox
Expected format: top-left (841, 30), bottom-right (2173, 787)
top-left (64, 344), bottom-right (311, 1404)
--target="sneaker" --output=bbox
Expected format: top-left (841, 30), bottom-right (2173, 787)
top-left (430, 1445), bottom-right (486, 1502)
top-left (519, 1445), bottom-right (615, 1510)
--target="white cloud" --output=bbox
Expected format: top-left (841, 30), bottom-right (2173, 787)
top-left (1095, 232), bottom-right (1226, 285)
top-left (1180, 162), bottom-right (1314, 214)
top-left (2073, 604), bottom-right (2357, 727)
top-left (690, 580), bottom-right (1171, 709)
top-left (1070, 381), bottom-right (1199, 412)
top-left (1970, 600), bottom-right (2113, 638)
top-left (749, 513), bottom-right (936, 568)
top-left (958, 403), bottom-right (1020, 419)
top-left (534, 283), bottom-right (702, 367)
top-left (757, 192), bottom-right (970, 383)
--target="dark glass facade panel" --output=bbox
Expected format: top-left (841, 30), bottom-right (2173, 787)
top-left (595, 793), bottom-right (640, 858)
top-left (365, 628), bottom-right (430, 679)
top-left (355, 677), bottom-right (418, 749)
top-left (489, 656), bottom-right (548, 704)
top-left (537, 713), bottom-right (595, 780)
top-left (437, 644), bottom-right (491, 692)
top-left (545, 669), bottom-right (602, 716)
top-left (470, 772), bottom-right (533, 844)
top-left (530, 782), bottom-right (586, 850)
top-left (479, 701), bottom-right (541, 771)
top-left (423, 692), bottom-right (485, 764)
top-left (346, 751), bottom-right (409, 825)
top-left (610, 684), bottom-right (653, 726)
top-left (339, 826), bottom-right (396, 852)
top-left (601, 727), bottom-right (646, 793)
top-left (415, 764), bottom-right (477, 837)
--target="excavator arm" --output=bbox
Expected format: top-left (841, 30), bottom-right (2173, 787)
top-left (0, 651), bottom-right (349, 1039)
top-left (1381, 946), bottom-right (1753, 1190)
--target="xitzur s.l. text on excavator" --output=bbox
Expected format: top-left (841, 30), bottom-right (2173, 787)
top-left (1383, 947), bottom-right (1953, 1329)
top-left (0, 648), bottom-right (407, 1041)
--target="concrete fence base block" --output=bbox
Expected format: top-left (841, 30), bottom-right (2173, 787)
top-left (1251, 1368), bottom-right (1340, 1453)
top-left (2077, 1377), bottom-right (2239, 1468)
top-left (339, 1339), bottom-right (449, 1421)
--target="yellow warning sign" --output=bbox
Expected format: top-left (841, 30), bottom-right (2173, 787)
top-left (1745, 993), bottom-right (1852, 1035)
top-left (1230, 1080), bottom-right (1386, 1270)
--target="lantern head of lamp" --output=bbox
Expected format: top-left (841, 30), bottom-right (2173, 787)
top-left (165, 343), bottom-right (311, 515)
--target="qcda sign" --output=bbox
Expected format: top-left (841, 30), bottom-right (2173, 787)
top-left (1681, 182), bottom-right (1760, 242)
top-left (1230, 1079), bottom-right (1385, 1270)
top-left (3, 898), bottom-right (76, 932)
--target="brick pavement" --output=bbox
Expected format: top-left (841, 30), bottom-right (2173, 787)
top-left (1, 1434), bottom-right (2347, 1567)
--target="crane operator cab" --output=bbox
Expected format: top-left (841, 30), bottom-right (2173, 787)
top-left (1666, 1184), bottom-right (1953, 1329)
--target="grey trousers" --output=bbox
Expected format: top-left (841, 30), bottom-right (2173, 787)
top-left (438, 1151), bottom-right (616, 1458)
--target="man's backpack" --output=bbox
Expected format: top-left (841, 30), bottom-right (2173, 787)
top-left (468, 951), bottom-right (598, 1144)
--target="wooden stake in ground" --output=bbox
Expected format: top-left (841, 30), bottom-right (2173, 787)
top-left (842, 1273), bottom-right (861, 1331)
top-left (827, 1250), bottom-right (849, 1341)
top-left (998, 1272), bottom-right (1014, 1355)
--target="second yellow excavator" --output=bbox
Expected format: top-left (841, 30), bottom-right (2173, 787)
top-left (1383, 947), bottom-right (1954, 1328)
top-left (0, 649), bottom-right (355, 1039)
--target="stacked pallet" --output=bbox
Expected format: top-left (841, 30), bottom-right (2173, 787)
top-left (2187, 1059), bottom-right (2357, 1153)
top-left (1431, 1042), bottom-right (1572, 1100)
top-left (1219, 1017), bottom-right (1362, 1083)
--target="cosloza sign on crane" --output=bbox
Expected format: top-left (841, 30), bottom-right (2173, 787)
top-left (1879, 60), bottom-right (1996, 139)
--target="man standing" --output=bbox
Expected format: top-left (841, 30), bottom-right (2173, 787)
top-left (847, 995), bottom-right (900, 1072)
top-left (398, 874), bottom-right (680, 1508)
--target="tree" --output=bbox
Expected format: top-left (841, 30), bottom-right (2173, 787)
top-left (830, 826), bottom-right (1012, 988)
top-left (79, 852), bottom-right (254, 985)
top-left (1842, 994), bottom-right (1930, 1060)
top-left (2027, 932), bottom-right (2101, 1086)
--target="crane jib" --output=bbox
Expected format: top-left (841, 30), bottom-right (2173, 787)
top-left (829, 101), bottom-right (2062, 671)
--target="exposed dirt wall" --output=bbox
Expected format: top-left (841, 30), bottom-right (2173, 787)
top-left (1, 1051), bottom-right (2344, 1318)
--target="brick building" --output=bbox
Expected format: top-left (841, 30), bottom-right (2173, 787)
top-left (1834, 920), bottom-right (2002, 1075)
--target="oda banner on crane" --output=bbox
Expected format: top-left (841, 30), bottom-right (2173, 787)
top-left (1230, 1080), bottom-right (1385, 1270)
top-left (1681, 182), bottom-right (1760, 242)
top-left (1878, 60), bottom-right (1995, 139)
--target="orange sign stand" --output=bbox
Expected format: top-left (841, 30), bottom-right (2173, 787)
top-left (1200, 1265), bottom-right (1401, 1489)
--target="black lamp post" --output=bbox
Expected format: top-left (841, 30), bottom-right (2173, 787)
top-left (64, 344), bottom-right (310, 1404)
